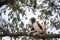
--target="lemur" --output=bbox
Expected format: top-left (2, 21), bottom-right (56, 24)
top-left (28, 17), bottom-right (46, 35)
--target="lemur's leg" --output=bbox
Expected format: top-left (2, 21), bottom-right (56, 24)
top-left (33, 31), bottom-right (40, 36)
top-left (33, 31), bottom-right (45, 36)
top-left (28, 30), bottom-right (36, 35)
top-left (28, 27), bottom-right (36, 35)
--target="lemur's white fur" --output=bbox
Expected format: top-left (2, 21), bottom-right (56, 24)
top-left (33, 22), bottom-right (46, 34)
top-left (28, 22), bottom-right (46, 35)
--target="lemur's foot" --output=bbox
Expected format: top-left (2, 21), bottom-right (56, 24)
top-left (28, 31), bottom-right (36, 35)
top-left (28, 32), bottom-right (44, 36)
top-left (28, 32), bottom-right (34, 36)
top-left (33, 33), bottom-right (39, 36)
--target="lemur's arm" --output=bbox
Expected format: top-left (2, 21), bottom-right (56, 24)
top-left (30, 27), bottom-right (36, 33)
top-left (28, 27), bottom-right (36, 35)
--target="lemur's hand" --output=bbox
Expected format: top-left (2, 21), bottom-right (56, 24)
top-left (28, 31), bottom-right (36, 35)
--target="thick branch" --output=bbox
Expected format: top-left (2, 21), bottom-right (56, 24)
top-left (0, 32), bottom-right (60, 39)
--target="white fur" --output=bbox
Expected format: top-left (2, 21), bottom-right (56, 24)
top-left (33, 22), bottom-right (46, 34)
top-left (28, 22), bottom-right (46, 35)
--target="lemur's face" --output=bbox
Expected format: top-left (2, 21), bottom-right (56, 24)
top-left (30, 17), bottom-right (36, 24)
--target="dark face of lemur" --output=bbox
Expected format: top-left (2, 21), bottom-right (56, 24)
top-left (30, 17), bottom-right (36, 24)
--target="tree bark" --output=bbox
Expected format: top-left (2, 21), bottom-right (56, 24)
top-left (0, 32), bottom-right (60, 39)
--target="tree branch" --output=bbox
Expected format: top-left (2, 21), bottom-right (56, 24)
top-left (0, 32), bottom-right (60, 39)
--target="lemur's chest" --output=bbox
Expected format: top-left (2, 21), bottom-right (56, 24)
top-left (33, 23), bottom-right (42, 31)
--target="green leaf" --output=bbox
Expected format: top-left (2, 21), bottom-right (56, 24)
top-left (41, 10), bottom-right (52, 15)
top-left (4, 10), bottom-right (6, 15)
top-left (20, 0), bottom-right (28, 3)
top-left (8, 13), bottom-right (11, 16)
top-left (12, 17), bottom-right (17, 22)
top-left (38, 15), bottom-right (43, 19)
top-left (17, 14), bottom-right (20, 21)
top-left (8, 18), bottom-right (10, 21)
top-left (34, 0), bottom-right (36, 9)
top-left (0, 13), bottom-right (1, 16)
top-left (55, 24), bottom-right (60, 29)
top-left (18, 9), bottom-right (25, 16)
top-left (23, 28), bottom-right (28, 32)
top-left (30, 0), bottom-right (35, 6)
top-left (12, 4), bottom-right (19, 11)
top-left (7, 0), bottom-right (16, 5)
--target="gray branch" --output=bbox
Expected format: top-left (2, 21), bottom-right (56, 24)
top-left (0, 32), bottom-right (60, 39)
